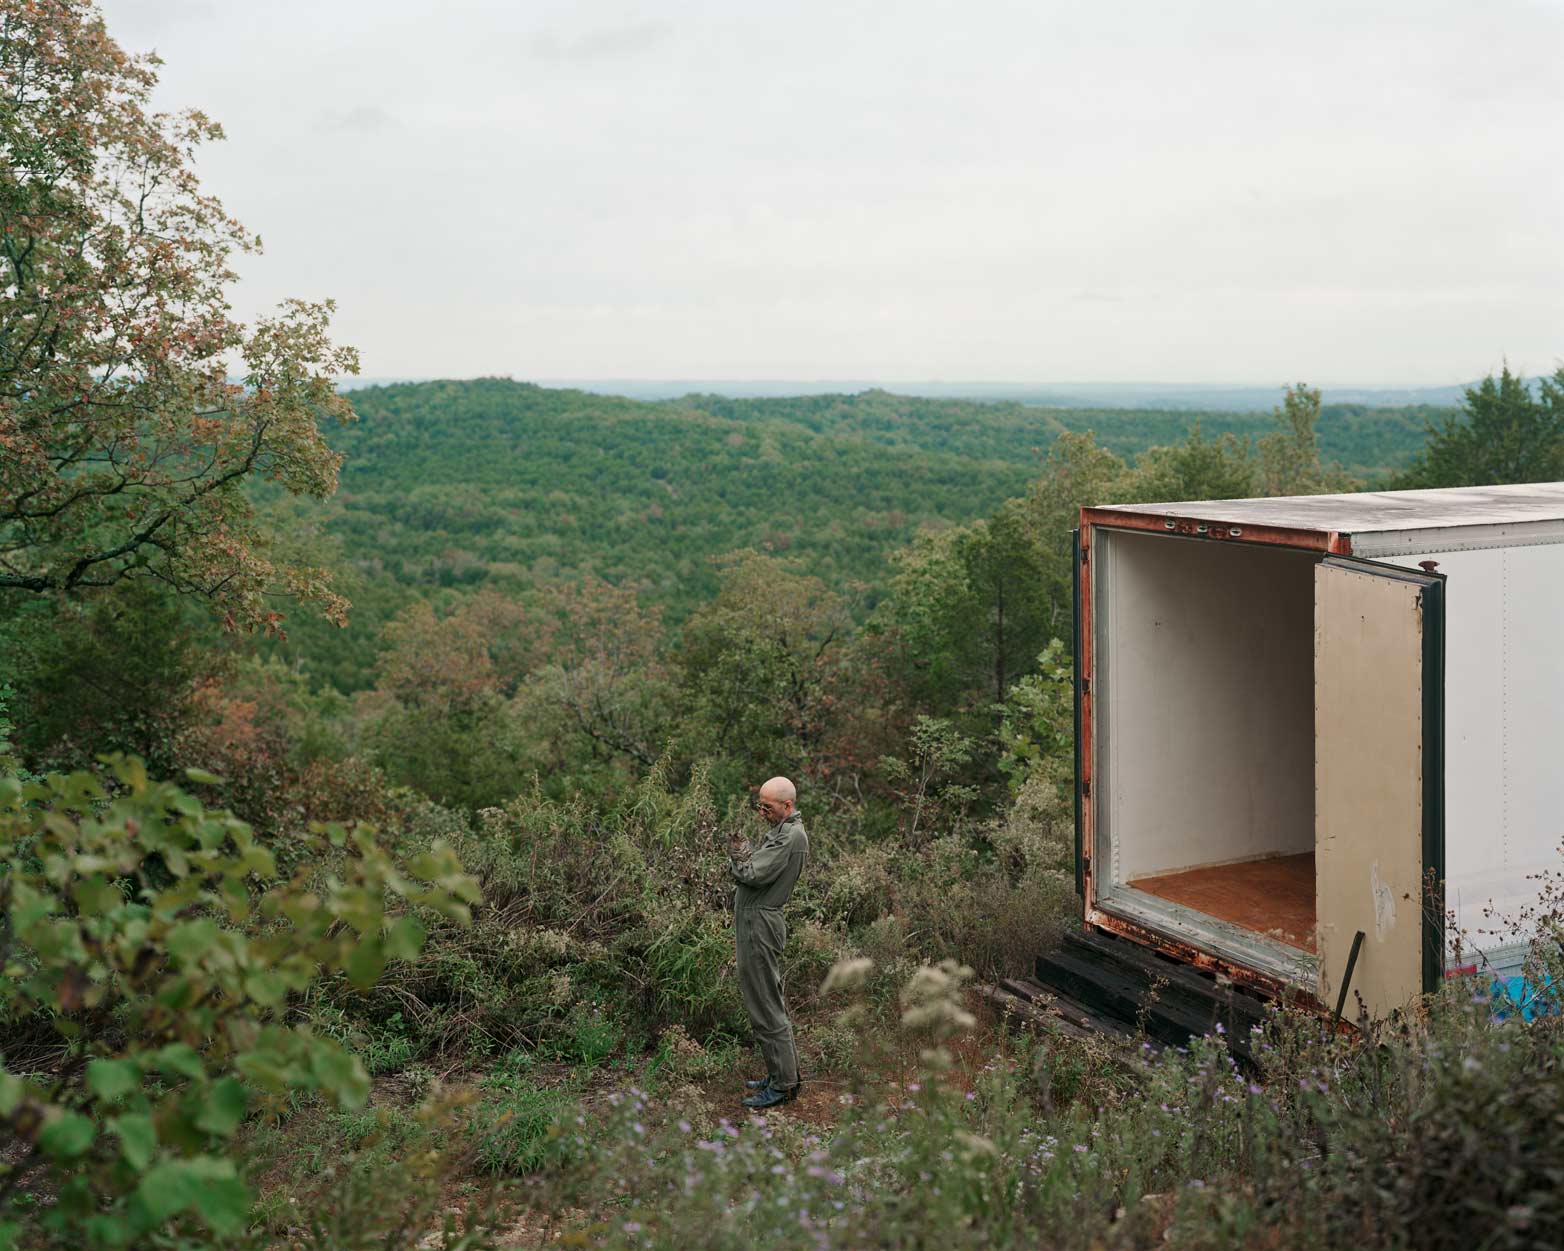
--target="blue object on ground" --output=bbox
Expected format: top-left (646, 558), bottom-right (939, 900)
top-left (1490, 973), bottom-right (1558, 1022)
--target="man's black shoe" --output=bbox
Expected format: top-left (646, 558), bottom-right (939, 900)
top-left (741, 1081), bottom-right (800, 1110)
top-left (745, 1076), bottom-right (773, 1090)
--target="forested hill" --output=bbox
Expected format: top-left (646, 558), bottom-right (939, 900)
top-left (325, 378), bottom-right (1059, 585)
top-left (268, 378), bottom-right (1442, 691)
top-left (677, 389), bottom-right (1442, 473)
top-left (270, 380), bottom-right (1049, 689)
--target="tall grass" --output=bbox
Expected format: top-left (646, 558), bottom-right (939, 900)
top-left (314, 757), bottom-right (1077, 1071)
top-left (530, 960), bottom-right (1563, 1251)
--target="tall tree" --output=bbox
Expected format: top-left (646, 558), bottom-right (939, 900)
top-left (360, 592), bottom-right (537, 809)
top-left (0, 578), bottom-right (215, 776)
top-left (1123, 422), bottom-right (1256, 504)
top-left (1257, 384), bottom-right (1354, 496)
top-left (0, 0), bottom-right (358, 632)
top-left (870, 503), bottom-right (1051, 725)
top-left (1022, 431), bottom-right (1131, 633)
top-left (1395, 365), bottom-right (1564, 489)
top-left (870, 524), bottom-right (982, 718)
top-left (956, 502), bottom-right (1050, 711)
top-left (522, 578), bottom-right (674, 770)
top-left (677, 550), bottom-right (851, 781)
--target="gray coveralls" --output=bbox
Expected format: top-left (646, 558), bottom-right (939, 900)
top-left (730, 811), bottom-right (808, 1090)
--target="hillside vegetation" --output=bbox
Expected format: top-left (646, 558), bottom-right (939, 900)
top-left (262, 379), bottom-right (1440, 691)
top-left (677, 387), bottom-right (1439, 471)
top-left (8, 8), bottom-right (1564, 1246)
top-left (6, 365), bottom-right (1563, 1249)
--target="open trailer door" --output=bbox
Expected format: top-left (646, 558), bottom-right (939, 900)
top-left (1314, 556), bottom-right (1444, 1019)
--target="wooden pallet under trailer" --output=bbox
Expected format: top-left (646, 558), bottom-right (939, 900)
top-left (978, 925), bottom-right (1275, 1065)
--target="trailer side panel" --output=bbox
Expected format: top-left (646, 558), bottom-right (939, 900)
top-left (1374, 543), bottom-right (1564, 976)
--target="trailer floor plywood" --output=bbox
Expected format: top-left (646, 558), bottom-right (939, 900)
top-left (1129, 854), bottom-right (1316, 953)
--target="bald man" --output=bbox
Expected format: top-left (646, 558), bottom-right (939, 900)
top-left (728, 775), bottom-right (809, 1109)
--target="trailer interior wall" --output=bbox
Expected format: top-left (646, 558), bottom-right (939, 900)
top-left (1369, 541), bottom-right (1564, 974)
top-left (1097, 529), bottom-right (1318, 883)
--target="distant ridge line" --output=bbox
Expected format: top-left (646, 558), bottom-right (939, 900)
top-left (334, 376), bottom-right (1484, 412)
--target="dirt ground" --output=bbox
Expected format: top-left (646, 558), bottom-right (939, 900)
top-left (400, 996), bottom-right (1050, 1249)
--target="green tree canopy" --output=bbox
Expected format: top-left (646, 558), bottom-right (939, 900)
top-left (0, 0), bottom-right (357, 632)
top-left (0, 755), bottom-right (479, 1244)
top-left (677, 550), bottom-right (853, 783)
top-left (1394, 365), bottom-right (1564, 489)
top-left (1256, 384), bottom-right (1355, 496)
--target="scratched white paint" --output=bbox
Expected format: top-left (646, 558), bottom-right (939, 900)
top-left (1370, 862), bottom-right (1396, 941)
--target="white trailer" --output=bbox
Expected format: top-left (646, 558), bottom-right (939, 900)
top-left (1075, 483), bottom-right (1564, 1018)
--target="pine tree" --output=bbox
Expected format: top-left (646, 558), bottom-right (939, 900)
top-left (1395, 365), bottom-right (1564, 489)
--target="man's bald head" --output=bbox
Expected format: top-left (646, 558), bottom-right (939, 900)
top-left (757, 776), bottom-right (796, 821)
top-left (760, 777), bottom-right (796, 804)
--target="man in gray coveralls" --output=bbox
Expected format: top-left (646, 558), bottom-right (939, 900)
top-left (728, 775), bottom-right (808, 1109)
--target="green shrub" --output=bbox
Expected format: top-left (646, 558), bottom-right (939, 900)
top-left (307, 1003), bottom-right (423, 1075)
top-left (646, 1025), bottom-right (743, 1084)
top-left (469, 1075), bottom-right (582, 1176)
top-left (540, 1001), bottom-right (626, 1067)
top-left (332, 732), bottom-right (1074, 1096)
top-left (639, 905), bottom-right (748, 1038)
top-left (0, 756), bottom-right (480, 1248)
top-left (885, 772), bottom-right (1075, 981)
top-left (243, 1097), bottom-right (506, 1251)
top-left (1247, 989), bottom-right (1564, 1250)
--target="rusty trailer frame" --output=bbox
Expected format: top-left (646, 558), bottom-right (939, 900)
top-left (1075, 507), bottom-right (1352, 1007)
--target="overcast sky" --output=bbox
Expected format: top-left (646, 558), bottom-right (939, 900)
top-left (101, 0), bottom-right (1562, 385)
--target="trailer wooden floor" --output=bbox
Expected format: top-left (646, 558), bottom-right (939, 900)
top-left (1129, 853), bottom-right (1316, 952)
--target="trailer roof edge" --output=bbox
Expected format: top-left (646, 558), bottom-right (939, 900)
top-left (1084, 482), bottom-right (1564, 538)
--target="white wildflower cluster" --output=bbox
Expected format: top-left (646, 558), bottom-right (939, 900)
top-left (659, 1023), bottom-right (704, 1057)
top-left (988, 772), bottom-right (1072, 875)
top-left (819, 956), bottom-right (875, 994)
top-left (795, 919), bottom-right (845, 958)
top-left (507, 926), bottom-right (582, 971)
top-left (899, 958), bottom-right (977, 1037)
top-left (820, 848), bottom-right (893, 925)
top-left (529, 928), bottom-right (575, 959)
top-left (476, 806), bottom-right (509, 839)
top-left (546, 968), bottom-right (576, 1007)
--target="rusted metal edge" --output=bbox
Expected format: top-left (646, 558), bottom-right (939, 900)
top-left (1079, 507), bottom-right (1352, 554)
top-left (1084, 908), bottom-right (1319, 1011)
top-left (1079, 519), bottom-right (1096, 914)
